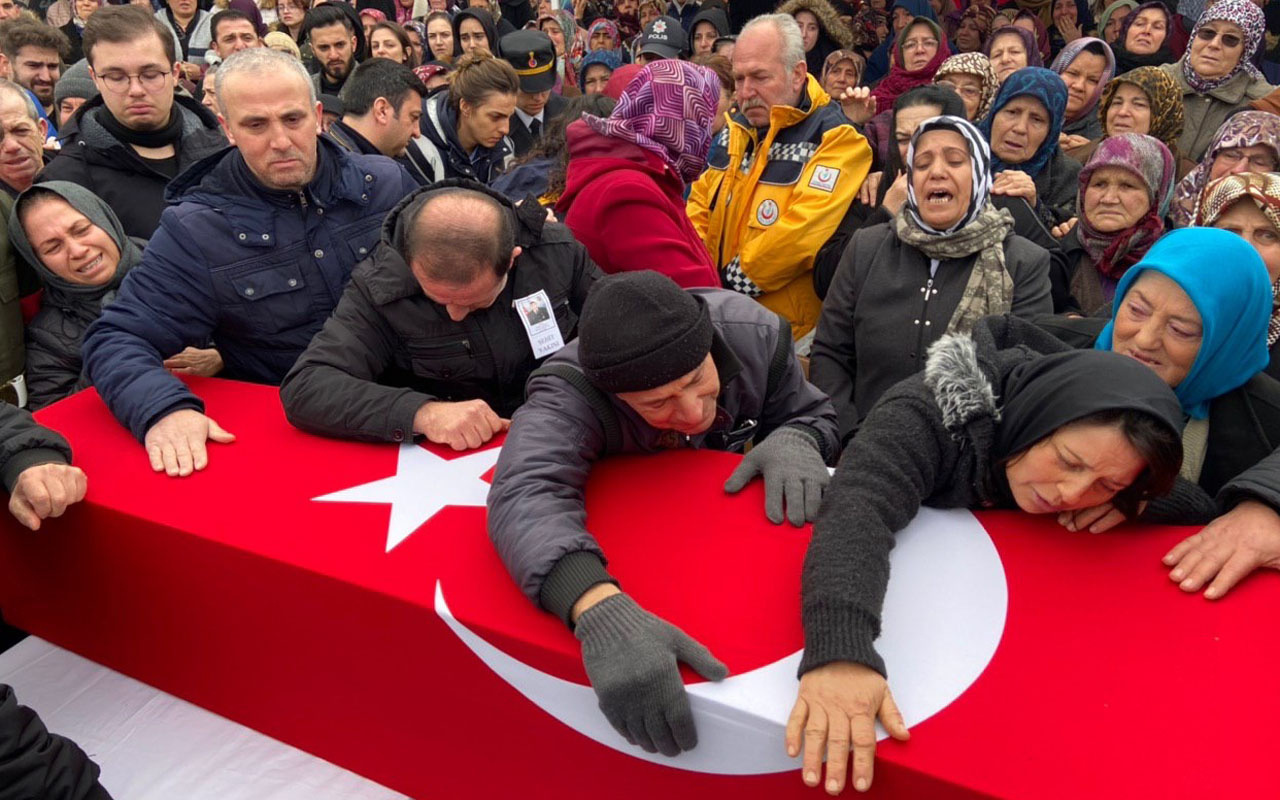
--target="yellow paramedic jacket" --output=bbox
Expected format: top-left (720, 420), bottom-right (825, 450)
top-left (687, 75), bottom-right (871, 340)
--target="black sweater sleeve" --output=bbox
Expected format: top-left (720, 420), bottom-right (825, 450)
top-left (800, 386), bottom-right (961, 678)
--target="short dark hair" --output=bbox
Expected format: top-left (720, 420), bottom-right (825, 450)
top-left (82, 6), bottom-right (177, 68)
top-left (691, 53), bottom-right (732, 93)
top-left (1058, 408), bottom-right (1183, 518)
top-left (398, 188), bottom-right (516, 284)
top-left (304, 3), bottom-right (356, 38)
top-left (893, 83), bottom-right (966, 118)
top-left (339, 57), bottom-right (426, 117)
top-left (0, 19), bottom-right (70, 62)
top-left (210, 9), bottom-right (255, 43)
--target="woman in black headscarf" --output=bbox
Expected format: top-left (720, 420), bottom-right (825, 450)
top-left (789, 328), bottom-right (1187, 794)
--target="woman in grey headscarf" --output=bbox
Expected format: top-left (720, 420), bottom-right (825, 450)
top-left (9, 182), bottom-right (220, 408)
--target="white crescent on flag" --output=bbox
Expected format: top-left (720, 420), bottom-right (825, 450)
top-left (435, 507), bottom-right (1008, 775)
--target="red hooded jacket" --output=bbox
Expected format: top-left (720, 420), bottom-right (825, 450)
top-left (556, 122), bottom-right (721, 289)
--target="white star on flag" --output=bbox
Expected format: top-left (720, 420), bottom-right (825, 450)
top-left (312, 442), bottom-right (501, 552)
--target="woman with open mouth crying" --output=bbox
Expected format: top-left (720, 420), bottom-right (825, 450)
top-left (810, 114), bottom-right (1053, 445)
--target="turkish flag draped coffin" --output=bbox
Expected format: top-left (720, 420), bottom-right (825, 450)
top-left (0, 377), bottom-right (1277, 799)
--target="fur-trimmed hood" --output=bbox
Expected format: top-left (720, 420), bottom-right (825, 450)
top-left (776, 0), bottom-right (855, 51)
top-left (923, 333), bottom-right (999, 434)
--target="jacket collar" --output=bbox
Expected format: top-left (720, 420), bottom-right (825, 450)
top-left (165, 136), bottom-right (378, 245)
top-left (362, 177), bottom-right (540, 305)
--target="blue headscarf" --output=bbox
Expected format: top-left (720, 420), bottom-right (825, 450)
top-left (978, 66), bottom-right (1067, 179)
top-left (578, 49), bottom-right (623, 92)
top-left (1096, 227), bottom-right (1272, 419)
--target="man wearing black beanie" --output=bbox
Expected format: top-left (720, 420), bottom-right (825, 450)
top-left (487, 270), bottom-right (839, 759)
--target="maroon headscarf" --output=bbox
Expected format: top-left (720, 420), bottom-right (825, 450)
top-left (871, 18), bottom-right (953, 110)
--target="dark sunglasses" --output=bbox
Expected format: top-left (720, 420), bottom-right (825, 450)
top-left (1195, 27), bottom-right (1243, 48)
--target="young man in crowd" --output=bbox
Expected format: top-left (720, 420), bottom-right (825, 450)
top-left (0, 20), bottom-right (68, 122)
top-left (37, 5), bottom-right (226, 238)
top-left (488, 270), bottom-right (838, 758)
top-left (687, 13), bottom-right (871, 342)
top-left (281, 181), bottom-right (599, 449)
top-left (81, 47), bottom-right (419, 479)
top-left (308, 4), bottom-right (359, 95)
top-left (329, 57), bottom-right (430, 184)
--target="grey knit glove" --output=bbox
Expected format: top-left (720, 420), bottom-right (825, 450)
top-left (574, 593), bottom-right (729, 756)
top-left (723, 426), bottom-right (829, 527)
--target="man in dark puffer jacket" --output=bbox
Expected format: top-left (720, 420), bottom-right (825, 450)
top-left (82, 48), bottom-right (419, 479)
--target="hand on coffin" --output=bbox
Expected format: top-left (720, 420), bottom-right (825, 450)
top-left (787, 661), bottom-right (909, 795)
top-left (144, 409), bottom-right (236, 478)
top-left (573, 591), bottom-right (728, 757)
top-left (413, 400), bottom-right (510, 451)
top-left (8, 463), bottom-right (87, 531)
top-left (724, 427), bottom-right (830, 527)
top-left (1164, 499), bottom-right (1280, 599)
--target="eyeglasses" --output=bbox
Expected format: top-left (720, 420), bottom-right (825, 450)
top-left (1216, 148), bottom-right (1277, 171)
top-left (937, 80), bottom-right (981, 100)
top-left (1195, 27), bottom-right (1242, 48)
top-left (97, 69), bottom-right (169, 93)
top-left (902, 36), bottom-right (939, 51)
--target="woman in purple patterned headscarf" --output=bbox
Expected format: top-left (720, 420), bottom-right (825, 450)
top-left (1055, 132), bottom-right (1175, 314)
top-left (555, 61), bottom-right (722, 287)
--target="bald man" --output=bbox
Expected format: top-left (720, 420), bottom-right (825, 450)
top-left (280, 179), bottom-right (600, 451)
top-left (82, 46), bottom-right (419, 478)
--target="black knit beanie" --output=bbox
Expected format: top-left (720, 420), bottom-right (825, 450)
top-left (579, 271), bottom-right (713, 393)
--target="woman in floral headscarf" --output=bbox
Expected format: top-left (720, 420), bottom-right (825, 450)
top-left (933, 52), bottom-right (998, 120)
top-left (540, 11), bottom-right (586, 93)
top-left (1194, 171), bottom-right (1280, 379)
top-left (1065, 66), bottom-right (1185, 172)
top-left (1170, 110), bottom-right (1280, 225)
top-left (586, 17), bottom-right (628, 62)
top-left (1158, 0), bottom-right (1273, 162)
top-left (556, 60), bottom-right (722, 287)
top-left (1052, 133), bottom-right (1176, 314)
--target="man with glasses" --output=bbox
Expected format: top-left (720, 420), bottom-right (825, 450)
top-left (36, 5), bottom-right (225, 238)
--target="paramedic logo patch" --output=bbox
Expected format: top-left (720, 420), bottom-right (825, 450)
top-left (808, 166), bottom-right (840, 192)
top-left (755, 199), bottom-right (779, 226)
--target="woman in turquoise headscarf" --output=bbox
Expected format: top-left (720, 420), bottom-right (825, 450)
top-left (1025, 226), bottom-right (1280, 601)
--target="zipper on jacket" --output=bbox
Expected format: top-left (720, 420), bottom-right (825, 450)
top-left (914, 277), bottom-right (936, 357)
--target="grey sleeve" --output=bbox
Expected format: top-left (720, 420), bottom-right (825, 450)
top-left (1007, 236), bottom-right (1054, 321)
top-left (761, 317), bottom-right (841, 463)
top-left (486, 373), bottom-right (615, 623)
top-left (279, 280), bottom-right (433, 443)
top-left (1216, 446), bottom-right (1280, 512)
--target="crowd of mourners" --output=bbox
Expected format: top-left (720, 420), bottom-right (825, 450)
top-left (0, 0), bottom-right (1278, 793)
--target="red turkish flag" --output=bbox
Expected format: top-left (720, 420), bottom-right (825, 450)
top-left (0, 376), bottom-right (1275, 798)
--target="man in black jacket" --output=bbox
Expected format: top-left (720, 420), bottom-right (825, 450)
top-left (0, 404), bottom-right (109, 800)
top-left (36, 5), bottom-right (227, 239)
top-left (330, 58), bottom-right (429, 184)
top-left (0, 401), bottom-right (85, 531)
top-left (280, 180), bottom-right (601, 451)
